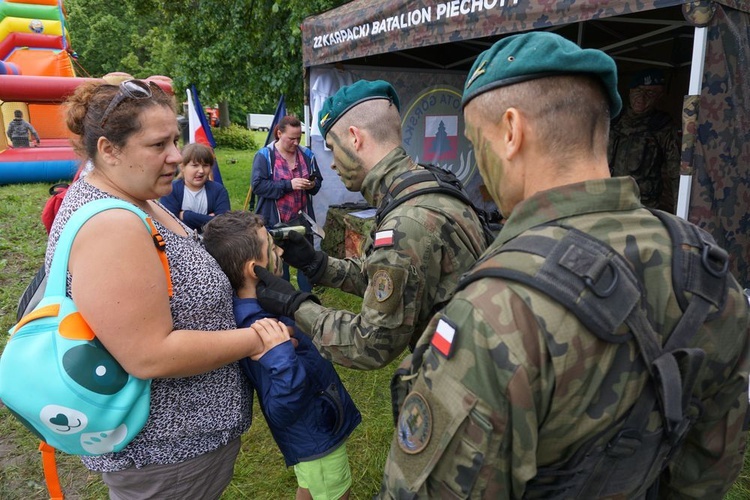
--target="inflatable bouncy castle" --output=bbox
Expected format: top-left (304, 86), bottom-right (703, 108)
top-left (0, 0), bottom-right (81, 184)
top-left (0, 1), bottom-right (173, 184)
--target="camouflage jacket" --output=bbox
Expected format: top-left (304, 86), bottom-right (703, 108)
top-left (294, 147), bottom-right (487, 369)
top-left (608, 108), bottom-right (680, 212)
top-left (380, 177), bottom-right (749, 498)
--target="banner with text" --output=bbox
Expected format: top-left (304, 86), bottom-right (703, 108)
top-left (302, 0), bottom-right (685, 67)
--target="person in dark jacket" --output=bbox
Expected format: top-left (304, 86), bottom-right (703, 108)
top-left (202, 211), bottom-right (360, 500)
top-left (252, 115), bottom-right (322, 292)
top-left (608, 68), bottom-right (680, 212)
top-left (7, 109), bottom-right (40, 148)
top-left (160, 143), bottom-right (230, 232)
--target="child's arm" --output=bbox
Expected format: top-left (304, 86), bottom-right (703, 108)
top-left (255, 338), bottom-right (315, 428)
top-left (212, 184), bottom-right (231, 215)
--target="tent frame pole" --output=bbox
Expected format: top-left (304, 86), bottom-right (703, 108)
top-left (676, 26), bottom-right (708, 220)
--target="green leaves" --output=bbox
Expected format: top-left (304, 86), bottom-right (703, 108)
top-left (64, 0), bottom-right (349, 122)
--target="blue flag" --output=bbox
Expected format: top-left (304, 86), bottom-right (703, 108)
top-left (264, 95), bottom-right (287, 147)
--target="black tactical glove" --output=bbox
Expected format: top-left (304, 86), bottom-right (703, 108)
top-left (278, 230), bottom-right (328, 284)
top-left (254, 266), bottom-right (320, 319)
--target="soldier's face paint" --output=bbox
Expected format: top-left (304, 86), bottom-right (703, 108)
top-left (327, 129), bottom-right (367, 192)
top-left (464, 103), bottom-right (518, 217)
top-left (259, 228), bottom-right (284, 276)
top-left (629, 85), bottom-right (663, 114)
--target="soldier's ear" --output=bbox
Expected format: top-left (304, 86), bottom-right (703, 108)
top-left (349, 125), bottom-right (364, 151)
top-left (503, 107), bottom-right (524, 160)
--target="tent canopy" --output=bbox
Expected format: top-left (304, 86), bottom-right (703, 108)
top-left (302, 0), bottom-right (704, 73)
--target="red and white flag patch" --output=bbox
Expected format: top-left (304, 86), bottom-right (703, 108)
top-left (431, 318), bottom-right (457, 358)
top-left (374, 229), bottom-right (394, 248)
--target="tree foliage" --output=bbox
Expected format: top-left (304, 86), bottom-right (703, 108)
top-left (64, 0), bottom-right (348, 124)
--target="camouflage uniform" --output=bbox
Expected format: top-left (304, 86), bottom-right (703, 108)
top-left (380, 177), bottom-right (750, 498)
top-left (294, 146), bottom-right (487, 369)
top-left (608, 108), bottom-right (680, 212)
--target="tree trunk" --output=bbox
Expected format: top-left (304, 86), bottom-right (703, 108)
top-left (219, 100), bottom-right (230, 127)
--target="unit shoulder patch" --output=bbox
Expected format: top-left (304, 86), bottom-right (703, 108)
top-left (372, 269), bottom-right (394, 302)
top-left (397, 391), bottom-right (432, 455)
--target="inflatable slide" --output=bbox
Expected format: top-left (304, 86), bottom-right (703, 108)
top-left (0, 1), bottom-right (176, 185)
top-left (0, 0), bottom-right (79, 184)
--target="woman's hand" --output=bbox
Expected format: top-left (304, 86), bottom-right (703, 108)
top-left (290, 178), bottom-right (314, 191)
top-left (248, 318), bottom-right (292, 360)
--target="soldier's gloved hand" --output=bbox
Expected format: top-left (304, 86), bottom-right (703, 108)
top-left (255, 266), bottom-right (320, 318)
top-left (278, 231), bottom-right (328, 283)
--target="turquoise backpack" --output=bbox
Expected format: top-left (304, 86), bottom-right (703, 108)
top-left (0, 198), bottom-right (172, 498)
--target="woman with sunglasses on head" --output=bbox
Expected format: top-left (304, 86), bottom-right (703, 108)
top-left (48, 79), bottom-right (291, 498)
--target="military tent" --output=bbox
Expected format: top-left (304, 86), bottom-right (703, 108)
top-left (301, 0), bottom-right (750, 286)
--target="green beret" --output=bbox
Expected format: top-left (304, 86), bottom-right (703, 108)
top-left (318, 80), bottom-right (400, 138)
top-left (462, 32), bottom-right (622, 117)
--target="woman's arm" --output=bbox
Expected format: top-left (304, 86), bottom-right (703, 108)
top-left (251, 150), bottom-right (291, 200)
top-left (68, 209), bottom-right (286, 379)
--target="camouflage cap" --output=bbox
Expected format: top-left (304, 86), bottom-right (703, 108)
top-left (462, 31), bottom-right (622, 117)
top-left (318, 80), bottom-right (401, 139)
top-left (629, 68), bottom-right (665, 88)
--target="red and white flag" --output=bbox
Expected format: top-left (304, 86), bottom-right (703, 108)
top-left (423, 115), bottom-right (458, 161)
top-left (186, 85), bottom-right (222, 184)
top-left (374, 229), bottom-right (394, 247)
top-left (431, 318), bottom-right (457, 358)
top-left (186, 86), bottom-right (214, 147)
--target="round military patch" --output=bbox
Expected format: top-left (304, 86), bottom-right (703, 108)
top-left (372, 269), bottom-right (394, 302)
top-left (397, 392), bottom-right (432, 455)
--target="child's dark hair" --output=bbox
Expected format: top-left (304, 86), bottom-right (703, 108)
top-left (181, 143), bottom-right (215, 166)
top-left (273, 115), bottom-right (301, 140)
top-left (202, 211), bottom-right (267, 291)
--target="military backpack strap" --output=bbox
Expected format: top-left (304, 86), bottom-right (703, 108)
top-left (455, 218), bottom-right (731, 498)
top-left (455, 229), bottom-right (643, 343)
top-left (372, 164), bottom-right (496, 247)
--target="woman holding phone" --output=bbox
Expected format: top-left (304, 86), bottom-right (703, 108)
top-left (251, 115), bottom-right (322, 292)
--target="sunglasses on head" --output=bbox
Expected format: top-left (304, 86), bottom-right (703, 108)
top-left (100, 79), bottom-right (154, 127)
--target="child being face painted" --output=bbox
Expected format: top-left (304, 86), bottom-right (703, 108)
top-left (201, 211), bottom-right (284, 298)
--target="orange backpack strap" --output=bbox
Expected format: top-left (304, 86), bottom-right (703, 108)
top-left (146, 217), bottom-right (173, 297)
top-left (39, 442), bottom-right (64, 500)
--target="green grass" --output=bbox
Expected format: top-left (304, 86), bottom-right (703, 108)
top-left (1, 135), bottom-right (748, 498)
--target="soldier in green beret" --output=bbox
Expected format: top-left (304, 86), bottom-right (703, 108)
top-left (380, 31), bottom-right (749, 498)
top-left (608, 68), bottom-right (680, 212)
top-left (253, 79), bottom-right (488, 370)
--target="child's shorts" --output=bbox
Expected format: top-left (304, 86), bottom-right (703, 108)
top-left (293, 442), bottom-right (351, 499)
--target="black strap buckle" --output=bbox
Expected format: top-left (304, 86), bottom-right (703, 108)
top-left (701, 239), bottom-right (728, 278)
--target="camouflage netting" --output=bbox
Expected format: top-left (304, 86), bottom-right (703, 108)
top-left (687, 4), bottom-right (750, 286)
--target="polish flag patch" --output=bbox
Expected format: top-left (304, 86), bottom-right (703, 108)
top-left (374, 229), bottom-right (394, 248)
top-left (431, 318), bottom-right (457, 359)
